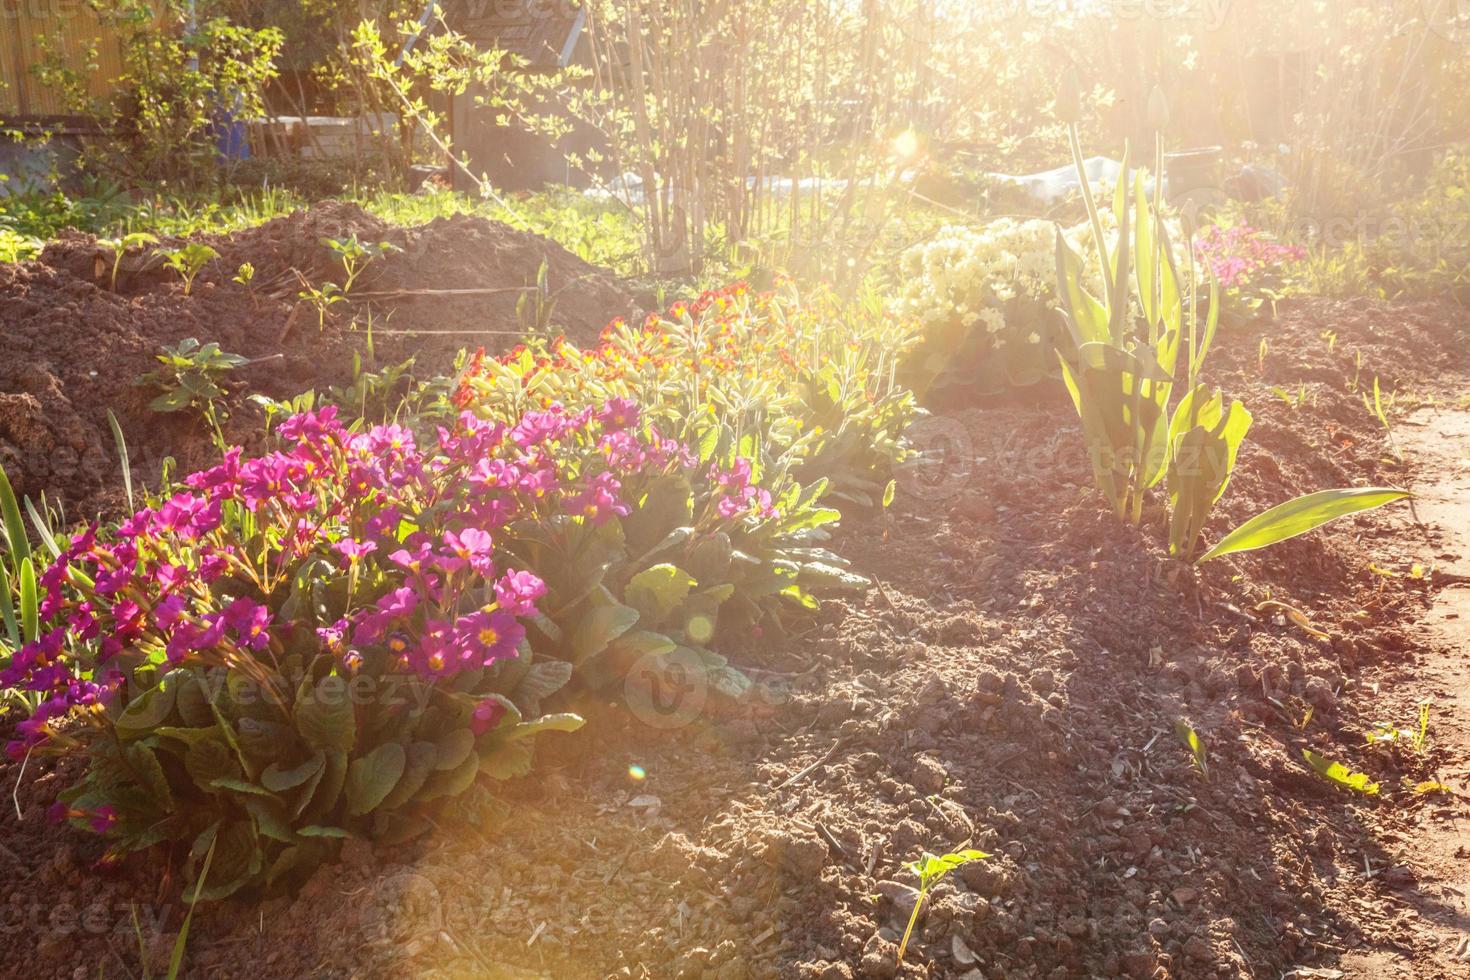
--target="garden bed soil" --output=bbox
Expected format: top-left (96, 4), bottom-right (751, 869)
top-left (2, 296), bottom-right (1470, 979)
top-left (0, 200), bottom-right (636, 519)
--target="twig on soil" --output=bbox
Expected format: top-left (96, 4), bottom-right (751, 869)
top-left (775, 740), bottom-right (843, 790)
top-left (12, 744), bottom-right (33, 820)
top-left (363, 329), bottom-right (530, 337)
top-left (866, 838), bottom-right (884, 877)
top-left (351, 286), bottom-right (534, 300)
top-left (815, 821), bottom-right (849, 860)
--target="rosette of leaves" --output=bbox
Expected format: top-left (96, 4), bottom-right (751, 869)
top-left (787, 359), bottom-right (919, 509)
top-left (514, 428), bottom-right (868, 708)
top-left (56, 645), bottom-right (580, 900)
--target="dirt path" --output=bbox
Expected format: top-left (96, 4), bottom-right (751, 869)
top-left (1341, 406), bottom-right (1470, 978)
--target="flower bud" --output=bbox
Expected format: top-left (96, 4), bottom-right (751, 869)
top-left (1148, 86), bottom-right (1171, 133)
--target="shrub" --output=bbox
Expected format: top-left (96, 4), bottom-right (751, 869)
top-left (33, 0), bottom-right (282, 188)
top-left (1051, 90), bottom-right (1409, 563)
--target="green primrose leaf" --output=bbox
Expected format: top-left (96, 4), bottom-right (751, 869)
top-left (295, 676), bottom-right (357, 753)
top-left (345, 742), bottom-right (407, 816)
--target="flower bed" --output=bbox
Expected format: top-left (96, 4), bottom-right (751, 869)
top-left (0, 281), bottom-right (921, 900)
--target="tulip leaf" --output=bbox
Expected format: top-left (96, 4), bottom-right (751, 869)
top-left (1197, 488), bottom-right (1411, 563)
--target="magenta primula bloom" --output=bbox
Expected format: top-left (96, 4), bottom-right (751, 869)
top-left (469, 457), bottom-right (521, 492)
top-left (389, 541), bottom-right (435, 575)
top-left (198, 551), bottom-right (229, 583)
top-left (364, 506), bottom-right (402, 541)
top-left (185, 446), bottom-right (243, 494)
top-left (469, 697), bottom-right (508, 736)
top-left (441, 527), bottom-right (496, 576)
top-left (494, 570), bottom-right (547, 617)
top-left (164, 617), bottom-right (225, 664)
top-left (333, 538), bottom-right (378, 566)
top-left (599, 430), bottom-right (647, 472)
top-left (454, 610), bottom-right (524, 666)
top-left (597, 397), bottom-right (640, 432)
top-left (222, 597), bottom-right (273, 651)
top-left (276, 405), bottom-right (342, 442)
top-left (2, 397), bottom-right (561, 756)
top-left (510, 408), bottom-right (572, 449)
top-left (566, 472), bottom-right (630, 525)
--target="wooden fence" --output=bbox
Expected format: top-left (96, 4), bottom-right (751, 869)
top-left (0, 1), bottom-right (128, 118)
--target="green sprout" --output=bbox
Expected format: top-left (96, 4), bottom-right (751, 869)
top-left (323, 234), bottom-right (397, 294)
top-left (98, 232), bottom-right (158, 291)
top-left (1175, 719), bottom-right (1208, 781)
top-left (299, 280), bottom-right (347, 332)
top-left (1303, 749), bottom-right (1379, 796)
top-left (156, 242), bottom-right (220, 297)
top-left (139, 338), bottom-right (247, 448)
top-left (897, 849), bottom-right (990, 964)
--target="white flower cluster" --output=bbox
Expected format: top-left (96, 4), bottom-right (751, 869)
top-left (893, 218), bottom-right (1056, 343)
top-left (893, 209), bottom-right (1193, 353)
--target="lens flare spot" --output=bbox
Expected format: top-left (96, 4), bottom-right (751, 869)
top-left (628, 764), bottom-right (647, 782)
top-left (892, 128), bottom-right (920, 161)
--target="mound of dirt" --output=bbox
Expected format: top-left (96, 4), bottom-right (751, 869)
top-left (0, 201), bottom-right (637, 518)
top-left (2, 297), bottom-right (1467, 979)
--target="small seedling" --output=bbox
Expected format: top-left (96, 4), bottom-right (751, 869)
top-left (299, 280), bottom-right (347, 332)
top-left (1175, 719), bottom-right (1208, 781)
top-left (324, 235), bottom-right (397, 294)
top-left (1413, 701), bottom-right (1431, 755)
top-left (516, 259), bottom-right (559, 337)
top-left (1270, 383), bottom-right (1312, 410)
top-left (1412, 780), bottom-right (1450, 795)
top-left (1303, 748), bottom-right (1379, 795)
top-left (1363, 376), bottom-right (1401, 460)
top-left (98, 232), bottom-right (158, 291)
top-left (156, 242), bottom-right (220, 296)
top-left (1366, 702), bottom-right (1431, 755)
top-left (897, 849), bottom-right (989, 963)
top-left (139, 338), bottom-right (247, 448)
top-left (233, 262), bottom-right (255, 287)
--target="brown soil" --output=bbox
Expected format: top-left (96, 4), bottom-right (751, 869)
top-left (0, 200), bottom-right (636, 519)
top-left (2, 296), bottom-right (1469, 979)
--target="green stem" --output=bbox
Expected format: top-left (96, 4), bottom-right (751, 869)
top-left (896, 881), bottom-right (927, 964)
